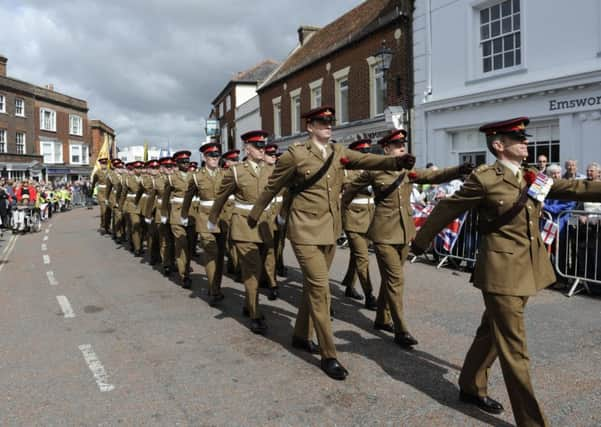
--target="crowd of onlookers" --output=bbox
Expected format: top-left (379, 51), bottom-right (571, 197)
top-left (0, 178), bottom-right (95, 232)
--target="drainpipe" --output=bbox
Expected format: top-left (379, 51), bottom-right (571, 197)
top-left (425, 0), bottom-right (433, 100)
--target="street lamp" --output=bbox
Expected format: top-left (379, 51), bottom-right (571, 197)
top-left (376, 40), bottom-right (393, 74)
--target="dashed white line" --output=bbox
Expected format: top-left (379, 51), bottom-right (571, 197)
top-left (78, 344), bottom-right (115, 392)
top-left (46, 271), bottom-right (59, 286)
top-left (41, 243), bottom-right (47, 251)
top-left (0, 235), bottom-right (18, 273)
top-left (43, 235), bottom-right (48, 241)
top-left (43, 254), bottom-right (50, 264)
top-left (56, 296), bottom-right (75, 318)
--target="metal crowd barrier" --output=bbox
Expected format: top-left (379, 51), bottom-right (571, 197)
top-left (429, 209), bottom-right (480, 270)
top-left (555, 209), bottom-right (601, 297)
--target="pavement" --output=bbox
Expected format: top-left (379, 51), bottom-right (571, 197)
top-left (1, 206), bottom-right (600, 426)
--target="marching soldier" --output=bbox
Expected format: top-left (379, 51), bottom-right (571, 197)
top-left (343, 130), bottom-right (468, 348)
top-left (182, 142), bottom-right (226, 305)
top-left (261, 143), bottom-right (281, 300)
top-left (248, 106), bottom-right (417, 380)
top-left (107, 159), bottom-right (125, 243)
top-left (122, 161), bottom-right (145, 256)
top-left (91, 158), bottom-right (111, 234)
top-left (220, 149), bottom-right (241, 280)
top-left (412, 117), bottom-right (601, 426)
top-left (160, 150), bottom-right (195, 289)
top-left (146, 157), bottom-right (176, 276)
top-left (340, 139), bottom-right (378, 310)
top-left (141, 160), bottom-right (161, 265)
top-left (209, 131), bottom-right (274, 334)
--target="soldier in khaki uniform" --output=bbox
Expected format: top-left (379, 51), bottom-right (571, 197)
top-left (220, 149), bottom-right (241, 280)
top-left (182, 142), bottom-right (226, 305)
top-left (160, 150), bottom-right (195, 288)
top-left (343, 130), bottom-right (468, 348)
top-left (122, 161), bottom-right (145, 256)
top-left (340, 139), bottom-right (378, 310)
top-left (248, 107), bottom-right (417, 380)
top-left (91, 158), bottom-right (111, 234)
top-left (141, 160), bottom-right (161, 265)
top-left (146, 157), bottom-right (176, 276)
top-left (412, 117), bottom-right (601, 426)
top-left (209, 131), bottom-right (274, 334)
top-left (107, 159), bottom-right (125, 243)
top-left (261, 143), bottom-right (281, 300)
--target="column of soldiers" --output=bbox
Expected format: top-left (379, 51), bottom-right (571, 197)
top-left (91, 110), bottom-right (601, 427)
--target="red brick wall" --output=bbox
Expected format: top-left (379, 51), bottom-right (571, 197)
top-left (259, 23), bottom-right (411, 139)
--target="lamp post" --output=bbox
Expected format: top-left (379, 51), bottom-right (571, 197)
top-left (375, 40), bottom-right (393, 102)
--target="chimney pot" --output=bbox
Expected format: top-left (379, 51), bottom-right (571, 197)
top-left (0, 55), bottom-right (7, 77)
top-left (297, 26), bottom-right (320, 46)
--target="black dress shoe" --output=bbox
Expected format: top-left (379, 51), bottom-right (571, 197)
top-left (345, 286), bottom-right (364, 300)
top-left (374, 322), bottom-right (394, 333)
top-left (394, 332), bottom-right (419, 348)
top-left (242, 307), bottom-right (265, 320)
top-left (291, 336), bottom-right (320, 354)
top-left (181, 277), bottom-right (191, 289)
top-left (459, 390), bottom-right (504, 414)
top-left (320, 358), bottom-right (348, 381)
top-left (134, 250), bottom-right (142, 257)
top-left (162, 266), bottom-right (171, 277)
top-left (250, 318), bottom-right (267, 334)
top-left (208, 293), bottom-right (224, 307)
top-left (268, 287), bottom-right (279, 301)
top-left (364, 294), bottom-right (377, 311)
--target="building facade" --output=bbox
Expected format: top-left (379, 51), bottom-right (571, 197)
top-left (258, 0), bottom-right (414, 149)
top-left (210, 60), bottom-right (279, 151)
top-left (413, 0), bottom-right (601, 170)
top-left (117, 145), bottom-right (165, 163)
top-left (89, 120), bottom-right (116, 165)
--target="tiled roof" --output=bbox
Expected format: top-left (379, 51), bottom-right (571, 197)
top-left (261, 0), bottom-right (396, 89)
top-left (232, 59), bottom-right (280, 83)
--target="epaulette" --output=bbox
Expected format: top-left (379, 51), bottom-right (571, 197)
top-left (293, 142), bottom-right (303, 146)
top-left (474, 164), bottom-right (492, 174)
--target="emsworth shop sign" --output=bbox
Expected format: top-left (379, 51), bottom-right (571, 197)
top-left (549, 94), bottom-right (601, 112)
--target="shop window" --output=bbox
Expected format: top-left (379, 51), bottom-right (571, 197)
top-left (525, 122), bottom-right (560, 166)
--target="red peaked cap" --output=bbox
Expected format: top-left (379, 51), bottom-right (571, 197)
top-left (188, 162), bottom-right (198, 171)
top-left (159, 157), bottom-right (176, 166)
top-left (349, 139), bottom-right (372, 151)
top-left (98, 158), bottom-right (109, 165)
top-left (133, 161), bottom-right (145, 169)
top-left (125, 162), bottom-right (135, 170)
top-left (241, 130), bottom-right (268, 144)
top-left (377, 129), bottom-right (408, 146)
top-left (172, 150), bottom-right (192, 161)
top-left (146, 160), bottom-right (160, 169)
top-left (200, 142), bottom-right (221, 154)
top-left (111, 158), bottom-right (122, 166)
top-left (479, 117), bottom-right (531, 137)
top-left (302, 106), bottom-right (335, 121)
top-left (222, 149), bottom-right (240, 160)
top-left (264, 143), bottom-right (278, 155)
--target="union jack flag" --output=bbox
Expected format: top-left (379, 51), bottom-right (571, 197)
top-left (436, 212), bottom-right (468, 252)
top-left (412, 203), bottom-right (435, 231)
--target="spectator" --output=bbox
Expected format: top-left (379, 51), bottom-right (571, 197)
top-left (544, 164), bottom-right (577, 232)
top-left (563, 159), bottom-right (585, 179)
top-left (537, 154), bottom-right (548, 173)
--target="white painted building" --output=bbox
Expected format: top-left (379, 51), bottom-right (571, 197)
top-left (413, 0), bottom-right (601, 172)
top-left (235, 95), bottom-right (261, 147)
top-left (117, 145), bottom-right (165, 163)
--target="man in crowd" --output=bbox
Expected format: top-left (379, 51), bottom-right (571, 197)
top-left (563, 159), bottom-right (585, 179)
top-left (536, 154), bottom-right (548, 173)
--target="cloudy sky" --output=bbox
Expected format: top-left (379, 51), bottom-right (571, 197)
top-left (0, 0), bottom-right (363, 154)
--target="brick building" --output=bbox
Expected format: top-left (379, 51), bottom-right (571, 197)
top-left (89, 120), bottom-right (116, 166)
top-left (258, 0), bottom-right (414, 149)
top-left (210, 60), bottom-right (279, 151)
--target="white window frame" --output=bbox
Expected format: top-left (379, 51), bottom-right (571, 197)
top-left (69, 114), bottom-right (83, 136)
top-left (16, 132), bottom-right (26, 154)
top-left (226, 95), bottom-right (231, 112)
top-left (309, 78), bottom-right (323, 109)
top-left (289, 88), bottom-right (302, 135)
top-left (219, 102), bottom-right (224, 117)
top-left (0, 129), bottom-right (6, 153)
top-left (272, 96), bottom-right (282, 138)
top-left (15, 98), bottom-right (25, 117)
top-left (70, 143), bottom-right (83, 164)
top-left (366, 56), bottom-right (386, 118)
top-left (41, 140), bottom-right (55, 163)
top-left (0, 94), bottom-right (5, 113)
top-left (333, 66), bottom-right (351, 125)
top-left (40, 108), bottom-right (57, 132)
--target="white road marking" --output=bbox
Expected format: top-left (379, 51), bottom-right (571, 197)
top-left (56, 296), bottom-right (75, 318)
top-left (0, 235), bottom-right (18, 273)
top-left (41, 244), bottom-right (47, 251)
top-left (46, 271), bottom-right (59, 286)
top-left (78, 344), bottom-right (115, 392)
top-left (43, 235), bottom-right (48, 241)
top-left (43, 254), bottom-right (50, 264)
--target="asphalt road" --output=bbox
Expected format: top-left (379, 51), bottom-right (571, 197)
top-left (0, 207), bottom-right (600, 426)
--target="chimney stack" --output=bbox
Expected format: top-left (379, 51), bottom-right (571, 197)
top-left (297, 26), bottom-right (320, 46)
top-left (0, 55), bottom-right (7, 77)
top-left (45, 84), bottom-right (54, 91)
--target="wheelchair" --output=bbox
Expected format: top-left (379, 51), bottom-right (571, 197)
top-left (12, 203), bottom-right (42, 234)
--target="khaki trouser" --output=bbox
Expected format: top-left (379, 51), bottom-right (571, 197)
top-left (99, 200), bottom-right (111, 232)
top-left (220, 219), bottom-right (239, 275)
top-left (158, 223), bottom-right (174, 268)
top-left (171, 223), bottom-right (193, 280)
top-left (292, 243), bottom-right (337, 359)
top-left (126, 212), bottom-right (143, 252)
top-left (341, 231), bottom-right (374, 296)
top-left (236, 241), bottom-right (266, 320)
top-left (261, 240), bottom-right (277, 288)
top-left (147, 220), bottom-right (160, 263)
top-left (112, 208), bottom-right (124, 239)
top-left (200, 232), bottom-right (225, 296)
top-left (459, 293), bottom-right (548, 427)
top-left (275, 225), bottom-right (286, 270)
top-left (373, 243), bottom-right (410, 334)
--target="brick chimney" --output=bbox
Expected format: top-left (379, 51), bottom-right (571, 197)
top-left (297, 26), bottom-right (320, 46)
top-left (0, 55), bottom-right (7, 77)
